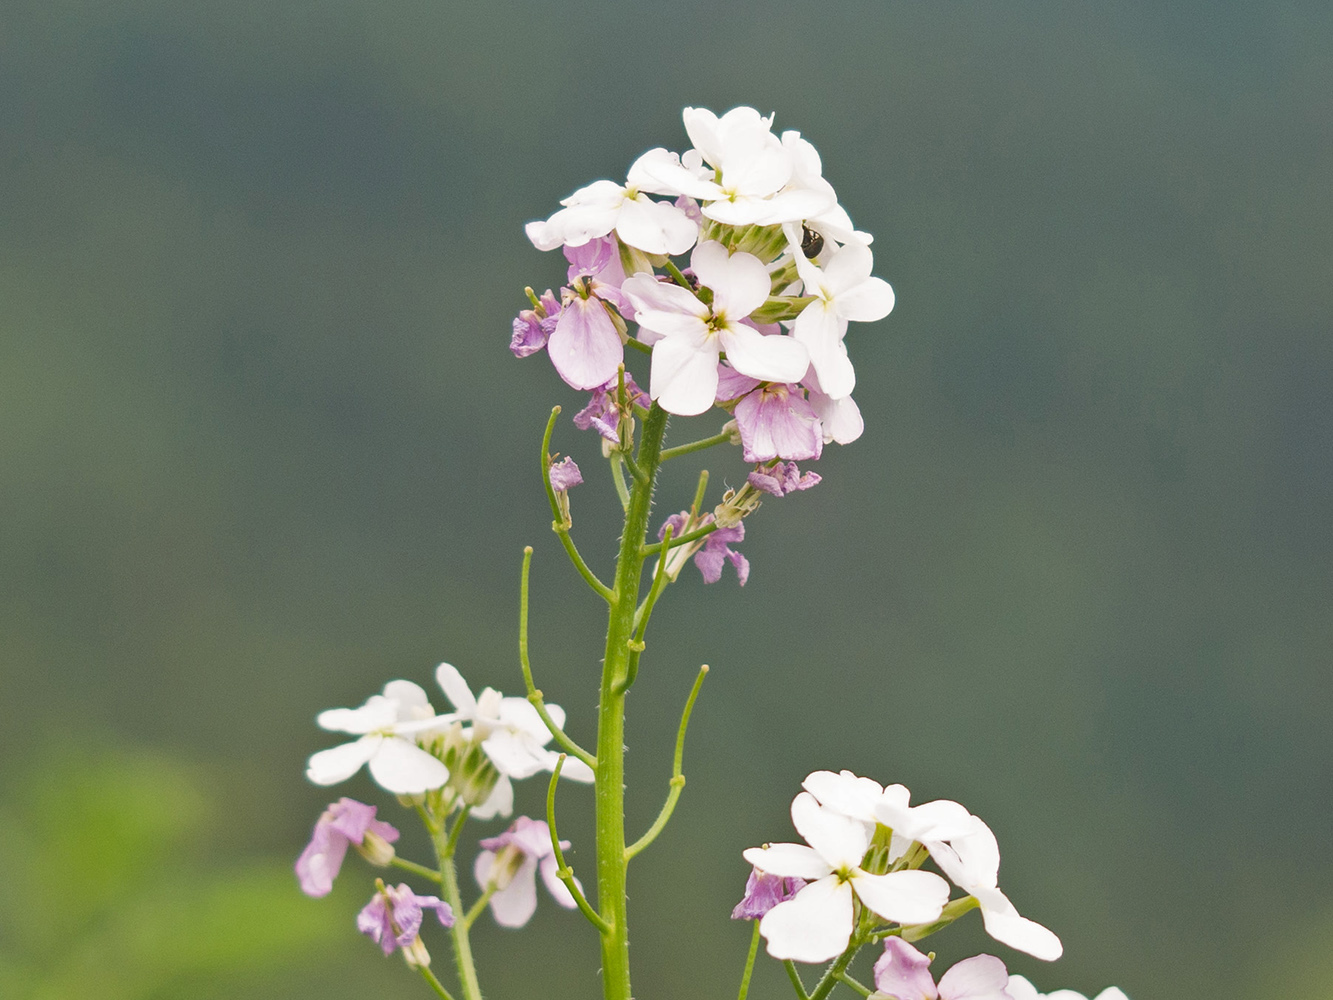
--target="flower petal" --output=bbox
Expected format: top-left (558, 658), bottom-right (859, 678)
top-left (549, 297), bottom-right (624, 391)
top-left (977, 888), bottom-right (1063, 961)
top-left (741, 843), bottom-right (833, 881)
top-left (850, 869), bottom-right (949, 925)
top-left (616, 195), bottom-right (698, 256)
top-left (836, 275), bottom-right (895, 323)
top-left (650, 334), bottom-right (721, 416)
top-left (790, 791), bottom-right (871, 870)
top-left (802, 770), bottom-right (883, 823)
top-left (366, 737), bottom-right (450, 795)
top-left (758, 876), bottom-right (854, 963)
top-left (306, 736), bottom-right (381, 786)
top-left (938, 955), bottom-right (1011, 1000)
top-left (721, 326), bottom-right (809, 385)
top-left (317, 697), bottom-right (399, 735)
top-left (489, 855), bottom-right (540, 928)
top-left (435, 663), bottom-right (476, 716)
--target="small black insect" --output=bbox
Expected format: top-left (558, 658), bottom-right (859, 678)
top-left (800, 225), bottom-right (824, 259)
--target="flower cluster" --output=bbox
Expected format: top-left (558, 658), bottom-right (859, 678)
top-left (740, 770), bottom-right (1061, 964)
top-left (515, 106), bottom-right (892, 466)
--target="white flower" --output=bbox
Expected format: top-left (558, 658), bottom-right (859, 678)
top-left (434, 662), bottom-right (593, 819)
top-left (779, 131), bottom-right (873, 252)
top-left (1006, 976), bottom-right (1129, 1000)
top-left (525, 149), bottom-right (698, 256)
top-left (875, 796), bottom-right (1063, 962)
top-left (623, 240), bottom-right (809, 415)
top-left (743, 792), bottom-right (950, 963)
top-left (792, 241), bottom-right (896, 399)
top-left (306, 681), bottom-right (450, 796)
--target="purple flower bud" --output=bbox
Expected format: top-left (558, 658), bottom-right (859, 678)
top-left (731, 867), bottom-right (806, 920)
top-left (296, 798), bottom-right (400, 898)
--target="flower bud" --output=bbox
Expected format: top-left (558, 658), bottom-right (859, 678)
top-left (402, 936), bottom-right (432, 969)
top-left (356, 829), bottom-right (397, 868)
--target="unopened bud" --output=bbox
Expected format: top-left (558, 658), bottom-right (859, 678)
top-left (402, 936), bottom-right (431, 969)
top-left (356, 830), bottom-right (397, 868)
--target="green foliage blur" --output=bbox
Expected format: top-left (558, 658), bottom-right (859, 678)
top-left (2, 1), bottom-right (1331, 998)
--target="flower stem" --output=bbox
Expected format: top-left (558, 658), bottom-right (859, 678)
top-left (835, 972), bottom-right (873, 998)
top-left (388, 855), bottom-right (444, 883)
top-left (736, 920), bottom-right (762, 1000)
top-left (784, 960), bottom-right (811, 1000)
top-left (659, 428), bottom-right (734, 462)
top-left (624, 665), bottom-right (707, 861)
top-left (419, 963), bottom-right (459, 1000)
top-left (428, 817), bottom-right (483, 1000)
top-left (593, 401), bottom-right (669, 1000)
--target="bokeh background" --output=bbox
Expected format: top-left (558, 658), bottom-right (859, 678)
top-left (3, 1), bottom-right (1330, 997)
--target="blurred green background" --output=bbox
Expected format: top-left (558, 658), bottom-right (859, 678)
top-left (2, 1), bottom-right (1330, 997)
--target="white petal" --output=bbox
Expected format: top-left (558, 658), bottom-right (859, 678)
top-left (850, 869), bottom-right (949, 925)
top-left (820, 240), bottom-right (875, 295)
top-left (790, 792), bottom-right (871, 870)
top-left (976, 887), bottom-right (1063, 961)
top-left (616, 195), bottom-right (698, 256)
top-left (1004, 975), bottom-right (1044, 1000)
top-left (758, 877), bottom-right (854, 963)
top-left (482, 731), bottom-right (547, 780)
top-left (742, 843), bottom-right (834, 881)
top-left (539, 853), bottom-right (579, 908)
top-left (382, 680), bottom-right (432, 720)
top-left (937, 954), bottom-right (1011, 1000)
top-left (808, 389), bottom-right (863, 444)
top-left (794, 302), bottom-right (855, 398)
top-left (721, 326), bottom-right (809, 384)
top-left (802, 770), bottom-right (883, 822)
top-left (836, 276), bottom-right (895, 323)
top-left (488, 856), bottom-right (540, 928)
top-left (317, 696), bottom-right (398, 735)
top-left (532, 200), bottom-right (620, 250)
top-left (682, 107), bottom-right (724, 166)
top-left (497, 697), bottom-right (554, 743)
top-left (306, 736), bottom-right (380, 785)
top-left (650, 335), bottom-right (721, 416)
top-left (435, 663), bottom-right (477, 716)
top-left (469, 775), bottom-right (514, 820)
top-left (622, 273), bottom-right (710, 321)
top-left (474, 849), bottom-right (497, 890)
top-left (631, 147), bottom-right (720, 200)
top-left (701, 247), bottom-right (771, 319)
top-left (366, 737), bottom-right (450, 795)
top-left (556, 754), bottom-right (595, 783)
top-left (1093, 990), bottom-right (1130, 1000)
top-left (930, 819), bottom-right (1001, 892)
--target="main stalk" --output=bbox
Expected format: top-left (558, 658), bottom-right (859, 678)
top-left (595, 402), bottom-right (669, 1000)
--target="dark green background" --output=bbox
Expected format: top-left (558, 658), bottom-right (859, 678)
top-left (3, 1), bottom-right (1330, 998)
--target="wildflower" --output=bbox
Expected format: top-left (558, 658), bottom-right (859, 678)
top-left (358, 882), bottom-right (453, 965)
top-left (573, 371), bottom-right (649, 444)
top-left (473, 817), bottom-right (579, 928)
top-left (743, 792), bottom-right (950, 963)
top-left (296, 798), bottom-right (400, 897)
top-left (716, 366), bottom-right (823, 464)
top-left (748, 462), bottom-right (822, 498)
top-left (792, 240), bottom-right (895, 399)
top-left (872, 938), bottom-right (1013, 1000)
top-left (731, 867), bottom-right (806, 920)
top-left (548, 237), bottom-right (634, 391)
top-left (1005, 978), bottom-right (1129, 1000)
top-left (510, 289), bottom-right (560, 358)
top-left (623, 241), bottom-right (809, 415)
top-left (306, 681), bottom-right (449, 796)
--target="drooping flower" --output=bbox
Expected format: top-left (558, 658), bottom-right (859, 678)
top-left (716, 366), bottom-right (823, 463)
top-left (432, 663), bottom-right (593, 820)
top-left (573, 371), bottom-right (649, 443)
top-left (1004, 977), bottom-right (1129, 1000)
top-left (731, 867), bottom-right (807, 920)
top-left (872, 938), bottom-right (1013, 1000)
top-left (306, 681), bottom-right (450, 796)
top-left (548, 456), bottom-right (583, 493)
top-left (296, 798), bottom-right (400, 897)
top-left (748, 461), bottom-right (822, 498)
top-left (743, 792), bottom-right (950, 963)
top-left (473, 816), bottom-right (579, 928)
top-left (792, 240), bottom-right (896, 399)
top-left (525, 149), bottom-right (699, 256)
top-left (623, 241), bottom-right (809, 415)
top-left (358, 882), bottom-right (454, 966)
top-left (694, 522), bottom-right (749, 585)
top-left (510, 289), bottom-right (561, 358)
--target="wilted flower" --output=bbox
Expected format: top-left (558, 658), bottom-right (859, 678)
top-left (731, 867), bottom-right (806, 920)
top-left (748, 461), bottom-right (822, 498)
top-left (473, 816), bottom-right (579, 928)
top-left (296, 798), bottom-right (400, 897)
top-left (358, 882), bottom-right (454, 965)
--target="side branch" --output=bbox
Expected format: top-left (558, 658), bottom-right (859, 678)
top-left (519, 547), bottom-right (597, 769)
top-left (660, 428), bottom-right (735, 462)
top-left (624, 665), bottom-right (708, 861)
top-left (541, 406), bottom-right (614, 603)
top-left (546, 756), bottom-right (612, 935)
top-left (640, 521), bottom-right (719, 556)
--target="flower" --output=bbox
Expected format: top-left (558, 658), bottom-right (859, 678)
top-left (804, 366), bottom-right (864, 446)
top-left (731, 867), bottom-right (806, 920)
top-left (623, 241), bottom-right (809, 415)
top-left (573, 371), bottom-right (649, 444)
top-left (716, 366), bottom-right (823, 464)
top-left (792, 240), bottom-right (896, 399)
top-left (358, 882), bottom-right (453, 965)
top-left (658, 512), bottom-right (749, 586)
top-left (545, 237), bottom-right (635, 391)
top-left (872, 938), bottom-right (1013, 1000)
top-left (748, 461), bottom-right (822, 498)
top-left (296, 798), bottom-right (400, 897)
top-left (548, 456), bottom-right (583, 493)
top-left (1005, 977), bottom-right (1129, 1000)
top-left (869, 791), bottom-right (1062, 962)
top-left (510, 289), bottom-right (560, 358)
top-left (433, 663), bottom-right (593, 820)
top-left (525, 149), bottom-right (699, 256)
top-left (742, 791), bottom-right (950, 963)
top-left (473, 816), bottom-right (579, 928)
top-left (306, 681), bottom-right (450, 796)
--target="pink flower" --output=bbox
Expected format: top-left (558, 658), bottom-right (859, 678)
top-left (873, 938), bottom-right (1013, 1000)
top-left (357, 882), bottom-right (454, 964)
top-left (296, 798), bottom-right (400, 897)
top-left (474, 817), bottom-right (579, 928)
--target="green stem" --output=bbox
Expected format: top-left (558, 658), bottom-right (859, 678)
top-left (663, 259), bottom-right (694, 291)
top-left (736, 920), bottom-right (762, 1000)
top-left (419, 963), bottom-right (459, 1000)
top-left (546, 756), bottom-right (613, 934)
top-left (388, 855), bottom-right (444, 883)
top-left (541, 406), bottom-right (614, 603)
top-left (462, 886), bottom-right (496, 931)
top-left (660, 428), bottom-right (735, 462)
top-left (624, 336), bottom-right (652, 355)
top-left (835, 972), bottom-right (873, 998)
top-left (428, 818), bottom-right (483, 1000)
top-left (518, 546), bottom-right (598, 769)
top-left (624, 665), bottom-right (707, 861)
top-left (641, 521), bottom-right (719, 555)
top-left (784, 960), bottom-right (810, 1000)
top-left (593, 401), bottom-right (670, 1000)
top-left (808, 935), bottom-right (863, 1000)
top-left (610, 455), bottom-right (631, 511)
